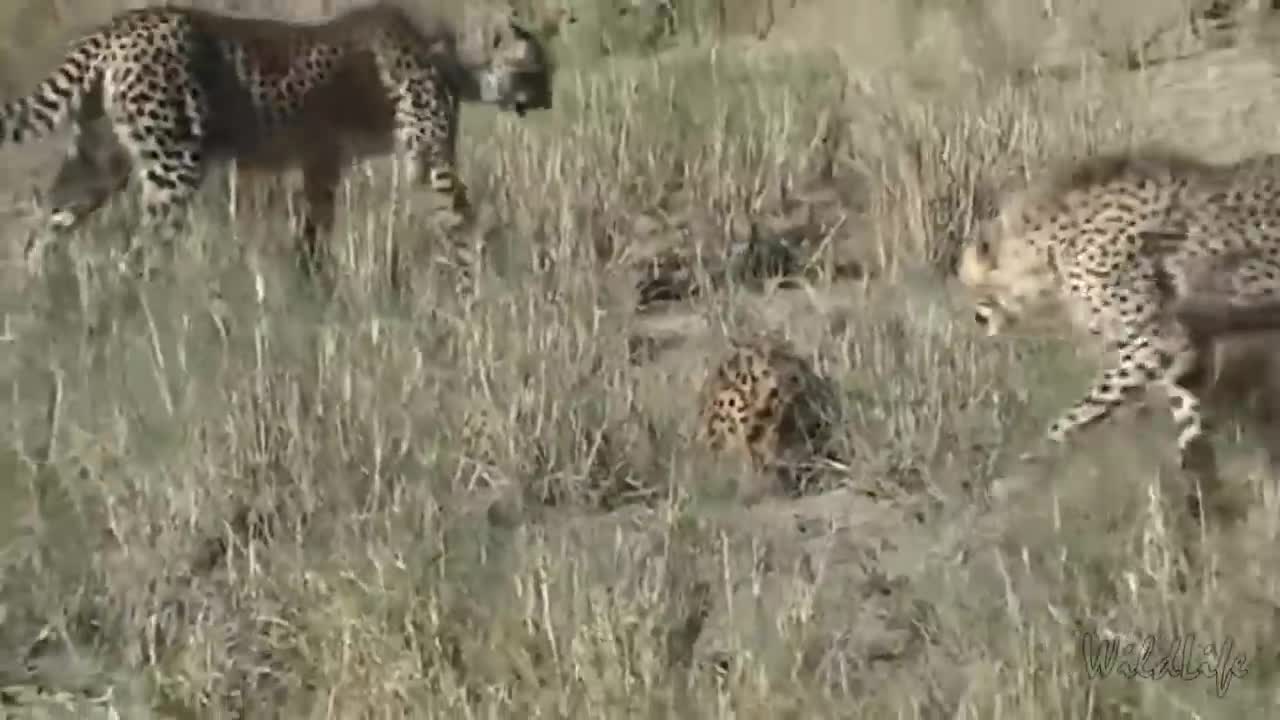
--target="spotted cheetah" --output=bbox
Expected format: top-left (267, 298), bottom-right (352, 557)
top-left (696, 333), bottom-right (842, 496)
top-left (958, 148), bottom-right (1280, 522)
top-left (11, 2), bottom-right (555, 276)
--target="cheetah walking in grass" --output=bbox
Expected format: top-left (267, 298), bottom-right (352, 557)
top-left (958, 148), bottom-right (1280, 523)
top-left (7, 2), bottom-right (555, 278)
top-left (697, 333), bottom-right (843, 497)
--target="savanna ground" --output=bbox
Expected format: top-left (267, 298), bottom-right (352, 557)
top-left (2, 0), bottom-right (1280, 717)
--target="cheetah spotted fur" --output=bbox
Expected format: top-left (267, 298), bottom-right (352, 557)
top-left (958, 147), bottom-right (1280, 522)
top-left (697, 334), bottom-right (841, 496)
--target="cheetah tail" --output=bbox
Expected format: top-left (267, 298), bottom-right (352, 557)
top-left (0, 33), bottom-right (108, 145)
top-left (1174, 297), bottom-right (1280, 336)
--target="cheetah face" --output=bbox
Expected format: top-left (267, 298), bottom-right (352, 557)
top-left (476, 21), bottom-right (554, 116)
top-left (957, 223), bottom-right (1060, 337)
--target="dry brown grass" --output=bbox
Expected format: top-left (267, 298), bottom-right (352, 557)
top-left (2, 0), bottom-right (1280, 717)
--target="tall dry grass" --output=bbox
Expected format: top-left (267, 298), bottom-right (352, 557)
top-left (1, 0), bottom-right (1280, 717)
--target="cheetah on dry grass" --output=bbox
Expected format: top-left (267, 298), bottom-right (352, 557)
top-left (697, 334), bottom-right (841, 496)
top-left (957, 148), bottom-right (1280, 523)
top-left (10, 2), bottom-right (555, 276)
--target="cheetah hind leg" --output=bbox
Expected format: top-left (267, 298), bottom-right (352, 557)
top-left (1214, 348), bottom-right (1280, 513)
top-left (1172, 251), bottom-right (1280, 523)
top-left (1146, 324), bottom-right (1254, 528)
top-left (25, 116), bottom-right (133, 274)
top-left (121, 143), bottom-right (206, 280)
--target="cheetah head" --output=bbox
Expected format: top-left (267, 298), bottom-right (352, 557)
top-left (957, 215), bottom-right (1061, 337)
top-left (463, 14), bottom-right (556, 117)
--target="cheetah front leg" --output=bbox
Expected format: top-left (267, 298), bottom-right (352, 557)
top-left (47, 110), bottom-right (132, 224)
top-left (390, 80), bottom-right (472, 221)
top-left (1034, 324), bottom-right (1237, 523)
top-left (1038, 332), bottom-right (1171, 445)
top-left (388, 83), bottom-right (479, 297)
